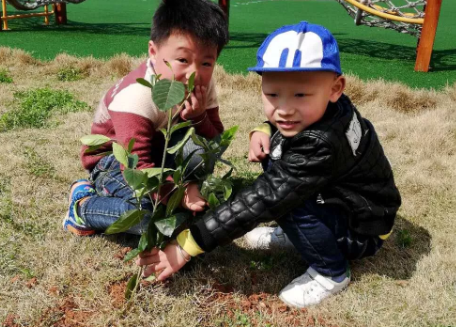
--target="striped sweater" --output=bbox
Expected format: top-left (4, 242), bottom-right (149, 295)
top-left (81, 59), bottom-right (223, 172)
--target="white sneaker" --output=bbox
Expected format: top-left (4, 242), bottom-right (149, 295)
top-left (244, 226), bottom-right (294, 249)
top-left (279, 267), bottom-right (350, 308)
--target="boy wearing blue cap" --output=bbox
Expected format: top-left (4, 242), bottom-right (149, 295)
top-left (137, 22), bottom-right (401, 308)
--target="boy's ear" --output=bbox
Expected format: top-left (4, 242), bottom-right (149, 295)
top-left (148, 41), bottom-right (158, 64)
top-left (329, 75), bottom-right (346, 103)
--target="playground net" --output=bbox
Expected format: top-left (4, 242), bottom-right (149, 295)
top-left (6, 0), bottom-right (86, 11)
top-left (337, 0), bottom-right (426, 37)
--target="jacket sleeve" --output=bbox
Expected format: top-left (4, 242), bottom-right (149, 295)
top-left (190, 136), bottom-right (336, 252)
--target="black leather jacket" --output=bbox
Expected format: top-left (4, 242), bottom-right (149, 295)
top-left (190, 94), bottom-right (401, 252)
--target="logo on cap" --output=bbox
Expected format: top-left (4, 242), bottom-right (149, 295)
top-left (248, 21), bottom-right (342, 75)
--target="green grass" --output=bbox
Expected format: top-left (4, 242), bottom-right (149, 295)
top-left (0, 87), bottom-right (89, 131)
top-left (0, 0), bottom-right (455, 89)
top-left (56, 67), bottom-right (85, 81)
top-left (0, 68), bottom-right (13, 83)
top-left (23, 146), bottom-right (56, 178)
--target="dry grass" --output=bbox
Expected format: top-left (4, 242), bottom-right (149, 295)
top-left (1, 48), bottom-right (455, 327)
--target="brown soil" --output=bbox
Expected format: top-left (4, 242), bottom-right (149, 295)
top-left (34, 297), bottom-right (94, 327)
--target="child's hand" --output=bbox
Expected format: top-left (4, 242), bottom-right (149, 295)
top-left (136, 243), bottom-right (190, 281)
top-left (181, 85), bottom-right (207, 120)
top-left (248, 131), bottom-right (270, 162)
top-left (181, 182), bottom-right (206, 212)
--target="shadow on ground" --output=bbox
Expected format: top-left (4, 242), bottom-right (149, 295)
top-left (105, 214), bottom-right (431, 297)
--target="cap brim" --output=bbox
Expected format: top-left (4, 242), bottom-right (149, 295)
top-left (247, 66), bottom-right (342, 75)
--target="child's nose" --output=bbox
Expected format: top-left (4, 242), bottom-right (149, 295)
top-left (277, 100), bottom-right (294, 115)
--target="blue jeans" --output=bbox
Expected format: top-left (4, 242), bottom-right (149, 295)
top-left (263, 160), bottom-right (383, 277)
top-left (80, 132), bottom-right (206, 235)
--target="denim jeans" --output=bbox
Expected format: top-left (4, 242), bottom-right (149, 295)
top-left (80, 131), bottom-right (206, 235)
top-left (263, 160), bottom-right (383, 277)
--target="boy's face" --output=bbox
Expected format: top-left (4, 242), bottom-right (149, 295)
top-left (261, 71), bottom-right (345, 138)
top-left (148, 31), bottom-right (218, 89)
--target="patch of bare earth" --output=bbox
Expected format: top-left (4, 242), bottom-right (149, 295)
top-left (34, 297), bottom-right (94, 327)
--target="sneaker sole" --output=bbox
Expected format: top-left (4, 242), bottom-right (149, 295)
top-left (63, 214), bottom-right (96, 236)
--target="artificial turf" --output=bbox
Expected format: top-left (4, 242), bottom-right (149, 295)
top-left (0, 0), bottom-right (455, 89)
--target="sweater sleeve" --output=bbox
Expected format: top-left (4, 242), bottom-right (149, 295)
top-left (109, 110), bottom-right (157, 170)
top-left (188, 107), bottom-right (224, 140)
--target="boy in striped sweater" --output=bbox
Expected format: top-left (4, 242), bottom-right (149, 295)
top-left (63, 0), bottom-right (229, 236)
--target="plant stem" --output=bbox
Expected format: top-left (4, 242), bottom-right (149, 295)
top-left (152, 108), bottom-right (174, 214)
top-left (133, 266), bottom-right (144, 295)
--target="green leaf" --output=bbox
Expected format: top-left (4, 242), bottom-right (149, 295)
top-left (80, 134), bottom-right (111, 146)
top-left (127, 154), bottom-right (139, 169)
top-left (124, 248), bottom-right (141, 262)
top-left (88, 151), bottom-right (112, 158)
top-left (142, 167), bottom-right (174, 178)
top-left (208, 193), bottom-right (220, 209)
top-left (146, 222), bottom-right (158, 250)
top-left (105, 209), bottom-right (145, 235)
top-left (125, 274), bottom-right (138, 300)
top-left (155, 212), bottom-right (188, 237)
top-left (166, 186), bottom-right (185, 216)
top-left (135, 176), bottom-right (159, 198)
top-left (151, 74), bottom-right (161, 87)
top-left (167, 127), bottom-right (195, 154)
top-left (144, 275), bottom-right (156, 282)
top-left (191, 133), bottom-right (207, 148)
top-left (187, 72), bottom-right (196, 93)
top-left (173, 167), bottom-right (182, 184)
top-left (112, 142), bottom-right (129, 167)
top-left (160, 128), bottom-right (168, 138)
top-left (136, 78), bottom-right (152, 88)
top-left (152, 79), bottom-right (185, 112)
top-left (127, 138), bottom-right (136, 152)
top-left (200, 175), bottom-right (233, 204)
top-left (224, 184), bottom-right (233, 200)
top-left (138, 233), bottom-right (149, 252)
top-left (84, 144), bottom-right (103, 153)
top-left (123, 168), bottom-right (146, 190)
top-left (170, 121), bottom-right (192, 135)
top-left (151, 204), bottom-right (165, 222)
top-left (220, 125), bottom-right (239, 147)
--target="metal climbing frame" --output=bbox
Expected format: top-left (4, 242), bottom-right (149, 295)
top-left (1, 1), bottom-right (71, 30)
top-left (337, 0), bottom-right (442, 72)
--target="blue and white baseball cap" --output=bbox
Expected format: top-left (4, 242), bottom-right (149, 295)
top-left (248, 21), bottom-right (342, 75)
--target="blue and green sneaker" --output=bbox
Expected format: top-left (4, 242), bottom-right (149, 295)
top-left (63, 179), bottom-right (96, 236)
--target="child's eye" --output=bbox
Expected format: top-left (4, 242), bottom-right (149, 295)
top-left (295, 93), bottom-right (305, 98)
top-left (177, 58), bottom-right (188, 63)
top-left (266, 93), bottom-right (277, 98)
top-left (203, 62), bottom-right (213, 67)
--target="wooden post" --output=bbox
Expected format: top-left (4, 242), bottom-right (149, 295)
top-left (55, 2), bottom-right (67, 25)
top-left (218, 0), bottom-right (229, 23)
top-left (44, 4), bottom-right (49, 25)
top-left (414, 0), bottom-right (442, 72)
top-left (1, 0), bottom-right (8, 31)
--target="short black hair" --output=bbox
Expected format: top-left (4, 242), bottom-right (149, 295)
top-left (151, 0), bottom-right (229, 55)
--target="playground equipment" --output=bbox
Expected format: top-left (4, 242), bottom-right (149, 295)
top-left (337, 0), bottom-right (442, 72)
top-left (217, 0), bottom-right (442, 73)
top-left (1, 0), bottom-right (85, 30)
